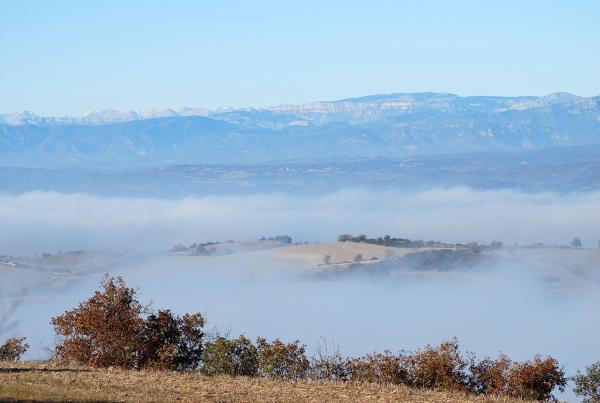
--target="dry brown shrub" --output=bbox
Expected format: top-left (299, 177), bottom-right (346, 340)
top-left (256, 337), bottom-right (309, 380)
top-left (506, 354), bottom-right (566, 401)
top-left (51, 275), bottom-right (204, 371)
top-left (468, 354), bottom-right (512, 396)
top-left (51, 275), bottom-right (146, 368)
top-left (0, 336), bottom-right (29, 362)
top-left (403, 338), bottom-right (468, 392)
top-left (346, 350), bottom-right (408, 385)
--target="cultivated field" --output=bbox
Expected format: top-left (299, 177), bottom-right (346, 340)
top-left (0, 361), bottom-right (526, 402)
top-left (271, 242), bottom-right (421, 267)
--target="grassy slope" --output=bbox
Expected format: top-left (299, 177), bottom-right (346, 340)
top-left (0, 362), bottom-right (523, 402)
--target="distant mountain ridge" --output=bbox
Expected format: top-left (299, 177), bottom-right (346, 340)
top-left (1, 92), bottom-right (600, 169)
top-left (0, 107), bottom-right (211, 126)
top-left (2, 92), bottom-right (599, 126)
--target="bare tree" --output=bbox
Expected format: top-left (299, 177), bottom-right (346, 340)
top-left (310, 337), bottom-right (346, 381)
top-left (0, 291), bottom-right (21, 337)
top-left (570, 237), bottom-right (583, 248)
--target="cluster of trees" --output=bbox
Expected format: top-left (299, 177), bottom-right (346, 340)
top-left (3, 276), bottom-right (600, 402)
top-left (336, 234), bottom-right (489, 250)
top-left (171, 241), bottom-right (232, 256)
top-left (519, 237), bottom-right (593, 250)
top-left (339, 234), bottom-right (600, 252)
top-left (337, 234), bottom-right (449, 248)
top-left (171, 236), bottom-right (293, 256)
top-left (260, 235), bottom-right (292, 244)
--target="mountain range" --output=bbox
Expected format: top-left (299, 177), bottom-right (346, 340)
top-left (1, 92), bottom-right (600, 169)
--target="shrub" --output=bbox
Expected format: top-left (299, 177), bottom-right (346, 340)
top-left (140, 310), bottom-right (204, 371)
top-left (506, 354), bottom-right (566, 401)
top-left (256, 337), bottom-right (309, 380)
top-left (51, 275), bottom-right (146, 368)
top-left (574, 361), bottom-right (600, 403)
top-left (51, 275), bottom-right (204, 371)
top-left (468, 354), bottom-right (512, 396)
top-left (337, 234), bottom-right (352, 242)
top-left (404, 338), bottom-right (468, 391)
top-left (202, 335), bottom-right (258, 377)
top-left (0, 337), bottom-right (29, 362)
top-left (346, 350), bottom-right (408, 385)
top-left (309, 338), bottom-right (347, 381)
top-left (353, 254), bottom-right (363, 262)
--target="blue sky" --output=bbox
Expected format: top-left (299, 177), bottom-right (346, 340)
top-left (1, 0), bottom-right (599, 115)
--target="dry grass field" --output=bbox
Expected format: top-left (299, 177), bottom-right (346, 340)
top-left (271, 242), bottom-right (423, 267)
top-left (0, 361), bottom-right (526, 403)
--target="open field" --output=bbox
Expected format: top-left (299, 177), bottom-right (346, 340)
top-left (271, 242), bottom-right (422, 267)
top-left (0, 362), bottom-right (525, 402)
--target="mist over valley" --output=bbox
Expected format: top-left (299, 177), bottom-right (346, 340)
top-left (2, 94), bottom-right (600, 401)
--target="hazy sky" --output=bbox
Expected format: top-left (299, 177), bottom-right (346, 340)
top-left (1, 0), bottom-right (599, 115)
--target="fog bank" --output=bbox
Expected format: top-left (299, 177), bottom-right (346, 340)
top-left (1, 187), bottom-right (600, 255)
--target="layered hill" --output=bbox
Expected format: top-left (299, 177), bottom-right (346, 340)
top-left (2, 145), bottom-right (599, 195)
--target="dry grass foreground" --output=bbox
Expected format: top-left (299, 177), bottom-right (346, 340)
top-left (1, 362), bottom-right (527, 403)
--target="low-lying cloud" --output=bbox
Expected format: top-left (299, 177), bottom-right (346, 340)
top-left (1, 187), bottom-right (599, 255)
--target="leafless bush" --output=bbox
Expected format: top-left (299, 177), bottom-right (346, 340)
top-left (309, 338), bottom-right (347, 381)
top-left (0, 291), bottom-right (22, 337)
